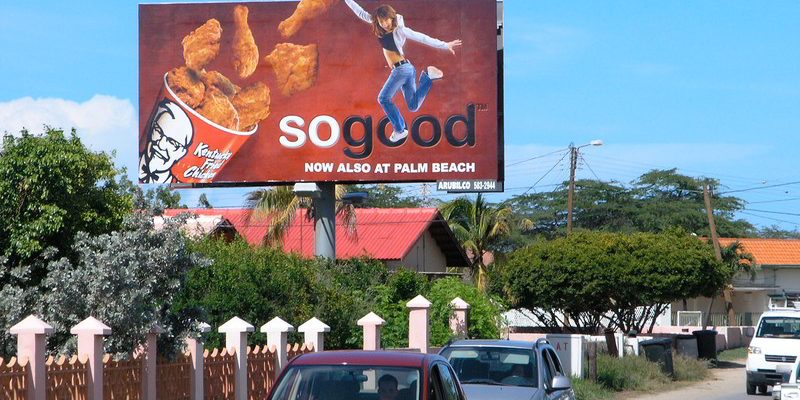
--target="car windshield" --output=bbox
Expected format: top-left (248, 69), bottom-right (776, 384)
top-left (270, 365), bottom-right (421, 400)
top-left (440, 346), bottom-right (538, 388)
top-left (757, 317), bottom-right (800, 339)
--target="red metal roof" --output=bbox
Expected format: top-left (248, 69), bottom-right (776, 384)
top-left (162, 208), bottom-right (464, 263)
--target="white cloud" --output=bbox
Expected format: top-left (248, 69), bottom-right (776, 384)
top-left (0, 95), bottom-right (139, 174)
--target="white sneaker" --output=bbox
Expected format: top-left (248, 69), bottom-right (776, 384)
top-left (389, 129), bottom-right (408, 143)
top-left (427, 66), bottom-right (444, 80)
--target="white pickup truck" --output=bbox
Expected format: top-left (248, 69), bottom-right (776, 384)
top-left (747, 308), bottom-right (800, 395)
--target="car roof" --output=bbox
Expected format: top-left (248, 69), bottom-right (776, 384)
top-left (761, 309), bottom-right (800, 318)
top-left (444, 339), bottom-right (535, 350)
top-left (291, 351), bottom-right (445, 367)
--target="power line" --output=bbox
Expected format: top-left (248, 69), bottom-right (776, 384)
top-left (720, 181), bottom-right (800, 195)
top-left (505, 148), bottom-right (568, 167)
top-left (521, 151), bottom-right (570, 196)
top-left (579, 153), bottom-right (601, 181)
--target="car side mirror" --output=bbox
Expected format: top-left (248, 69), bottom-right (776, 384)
top-left (550, 376), bottom-right (571, 391)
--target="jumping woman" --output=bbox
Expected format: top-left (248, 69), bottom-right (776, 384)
top-left (344, 0), bottom-right (462, 142)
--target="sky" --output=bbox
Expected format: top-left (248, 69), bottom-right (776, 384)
top-left (1, 1), bottom-right (798, 230)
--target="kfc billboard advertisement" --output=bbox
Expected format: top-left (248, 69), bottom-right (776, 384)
top-left (139, 0), bottom-right (500, 185)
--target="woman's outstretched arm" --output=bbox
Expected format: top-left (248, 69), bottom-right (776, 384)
top-left (344, 0), bottom-right (372, 23)
top-left (403, 26), bottom-right (461, 54)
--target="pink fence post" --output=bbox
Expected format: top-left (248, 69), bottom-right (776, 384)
top-left (142, 324), bottom-right (164, 400)
top-left (261, 317), bottom-right (294, 374)
top-left (407, 295), bottom-right (432, 353)
top-left (449, 297), bottom-right (471, 339)
top-left (186, 322), bottom-right (211, 400)
top-left (71, 316), bottom-right (112, 400)
top-left (219, 317), bottom-right (255, 400)
top-left (298, 318), bottom-right (330, 352)
top-left (357, 312), bottom-right (385, 351)
top-left (10, 315), bottom-right (54, 400)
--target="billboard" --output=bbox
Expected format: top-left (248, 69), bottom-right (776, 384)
top-left (139, 0), bottom-right (499, 185)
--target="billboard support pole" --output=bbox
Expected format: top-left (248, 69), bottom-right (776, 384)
top-left (315, 183), bottom-right (336, 259)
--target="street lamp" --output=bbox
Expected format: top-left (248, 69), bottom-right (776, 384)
top-left (567, 140), bottom-right (603, 234)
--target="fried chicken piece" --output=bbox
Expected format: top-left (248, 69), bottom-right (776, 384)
top-left (200, 70), bottom-right (240, 98)
top-left (233, 82), bottom-right (271, 131)
top-left (182, 19), bottom-right (222, 71)
top-left (263, 43), bottom-right (319, 96)
top-left (278, 0), bottom-right (339, 38)
top-left (166, 67), bottom-right (205, 107)
top-left (232, 5), bottom-right (259, 79)
top-left (196, 86), bottom-right (240, 131)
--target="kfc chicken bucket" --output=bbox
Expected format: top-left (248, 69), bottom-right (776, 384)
top-left (138, 73), bottom-right (258, 184)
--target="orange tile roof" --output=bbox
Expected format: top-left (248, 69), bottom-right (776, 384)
top-left (718, 238), bottom-right (800, 266)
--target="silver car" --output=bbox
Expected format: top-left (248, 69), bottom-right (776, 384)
top-left (439, 339), bottom-right (576, 400)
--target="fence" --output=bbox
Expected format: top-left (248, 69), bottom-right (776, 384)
top-left (3, 294), bottom-right (465, 400)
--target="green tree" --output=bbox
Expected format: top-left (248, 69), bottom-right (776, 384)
top-left (501, 230), bottom-right (729, 333)
top-left (40, 212), bottom-right (207, 355)
top-left (0, 129), bottom-right (132, 354)
top-left (348, 184), bottom-right (425, 208)
top-left (720, 241), bottom-right (758, 325)
top-left (245, 185), bottom-right (356, 245)
top-left (440, 194), bottom-right (512, 292)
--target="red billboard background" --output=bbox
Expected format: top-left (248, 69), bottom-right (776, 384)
top-left (139, 0), bottom-right (498, 184)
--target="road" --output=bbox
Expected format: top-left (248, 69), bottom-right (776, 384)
top-left (626, 360), bottom-right (774, 400)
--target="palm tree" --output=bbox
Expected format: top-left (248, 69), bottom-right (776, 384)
top-left (721, 241), bottom-right (758, 325)
top-left (245, 185), bottom-right (357, 246)
top-left (439, 194), bottom-right (512, 292)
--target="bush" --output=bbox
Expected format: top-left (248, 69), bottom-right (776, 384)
top-left (571, 378), bottom-right (614, 400)
top-left (428, 277), bottom-right (505, 345)
top-left (596, 353), bottom-right (669, 391)
top-left (672, 354), bottom-right (709, 382)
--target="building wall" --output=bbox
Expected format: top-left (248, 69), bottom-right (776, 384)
top-left (386, 230), bottom-right (448, 273)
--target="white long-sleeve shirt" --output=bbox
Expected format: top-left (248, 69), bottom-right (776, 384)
top-left (344, 0), bottom-right (449, 56)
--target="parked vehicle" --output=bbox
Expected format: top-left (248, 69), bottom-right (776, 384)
top-left (267, 351), bottom-right (467, 400)
top-left (439, 339), bottom-right (575, 400)
top-left (772, 359), bottom-right (800, 399)
top-left (747, 307), bottom-right (800, 395)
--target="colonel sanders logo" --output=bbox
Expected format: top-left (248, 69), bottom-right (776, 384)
top-left (139, 99), bottom-right (194, 183)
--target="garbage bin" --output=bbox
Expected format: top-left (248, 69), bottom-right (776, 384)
top-left (692, 330), bottom-right (718, 361)
top-left (675, 334), bottom-right (698, 358)
top-left (639, 338), bottom-right (674, 377)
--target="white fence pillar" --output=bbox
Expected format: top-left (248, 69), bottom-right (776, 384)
top-left (187, 322), bottom-right (211, 400)
top-left (298, 317), bottom-right (330, 352)
top-left (357, 312), bottom-right (385, 350)
top-left (449, 297), bottom-right (470, 339)
top-left (71, 316), bottom-right (112, 400)
top-left (407, 295), bottom-right (431, 353)
top-left (142, 324), bottom-right (164, 400)
top-left (262, 317), bottom-right (294, 374)
top-left (10, 315), bottom-right (54, 400)
top-left (219, 317), bottom-right (255, 400)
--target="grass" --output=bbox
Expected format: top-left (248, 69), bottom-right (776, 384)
top-left (574, 351), bottom-right (711, 399)
top-left (672, 354), bottom-right (710, 382)
top-left (718, 347), bottom-right (747, 361)
top-left (572, 377), bottom-right (615, 400)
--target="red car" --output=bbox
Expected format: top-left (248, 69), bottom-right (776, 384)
top-left (268, 351), bottom-right (467, 400)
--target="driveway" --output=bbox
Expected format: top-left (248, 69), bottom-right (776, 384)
top-left (625, 360), bottom-right (771, 400)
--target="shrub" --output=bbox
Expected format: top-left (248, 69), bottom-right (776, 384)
top-left (672, 354), bottom-right (709, 382)
top-left (596, 353), bottom-right (669, 391)
top-left (571, 378), bottom-right (614, 400)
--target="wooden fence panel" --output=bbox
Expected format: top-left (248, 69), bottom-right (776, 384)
top-left (157, 353), bottom-right (192, 400)
top-left (46, 355), bottom-right (89, 400)
top-left (247, 345), bottom-right (276, 400)
top-left (203, 348), bottom-right (235, 400)
top-left (103, 353), bottom-right (142, 400)
top-left (0, 357), bottom-right (28, 400)
top-left (287, 343), bottom-right (313, 360)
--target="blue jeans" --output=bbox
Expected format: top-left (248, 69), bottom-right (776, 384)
top-left (377, 62), bottom-right (432, 133)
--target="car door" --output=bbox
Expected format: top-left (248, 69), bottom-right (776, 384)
top-left (437, 363), bottom-right (465, 400)
top-left (543, 348), bottom-right (573, 400)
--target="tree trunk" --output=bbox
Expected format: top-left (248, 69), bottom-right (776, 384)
top-left (723, 285), bottom-right (736, 326)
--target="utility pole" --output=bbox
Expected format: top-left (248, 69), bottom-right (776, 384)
top-left (703, 182), bottom-right (724, 328)
top-left (566, 144), bottom-right (578, 234)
